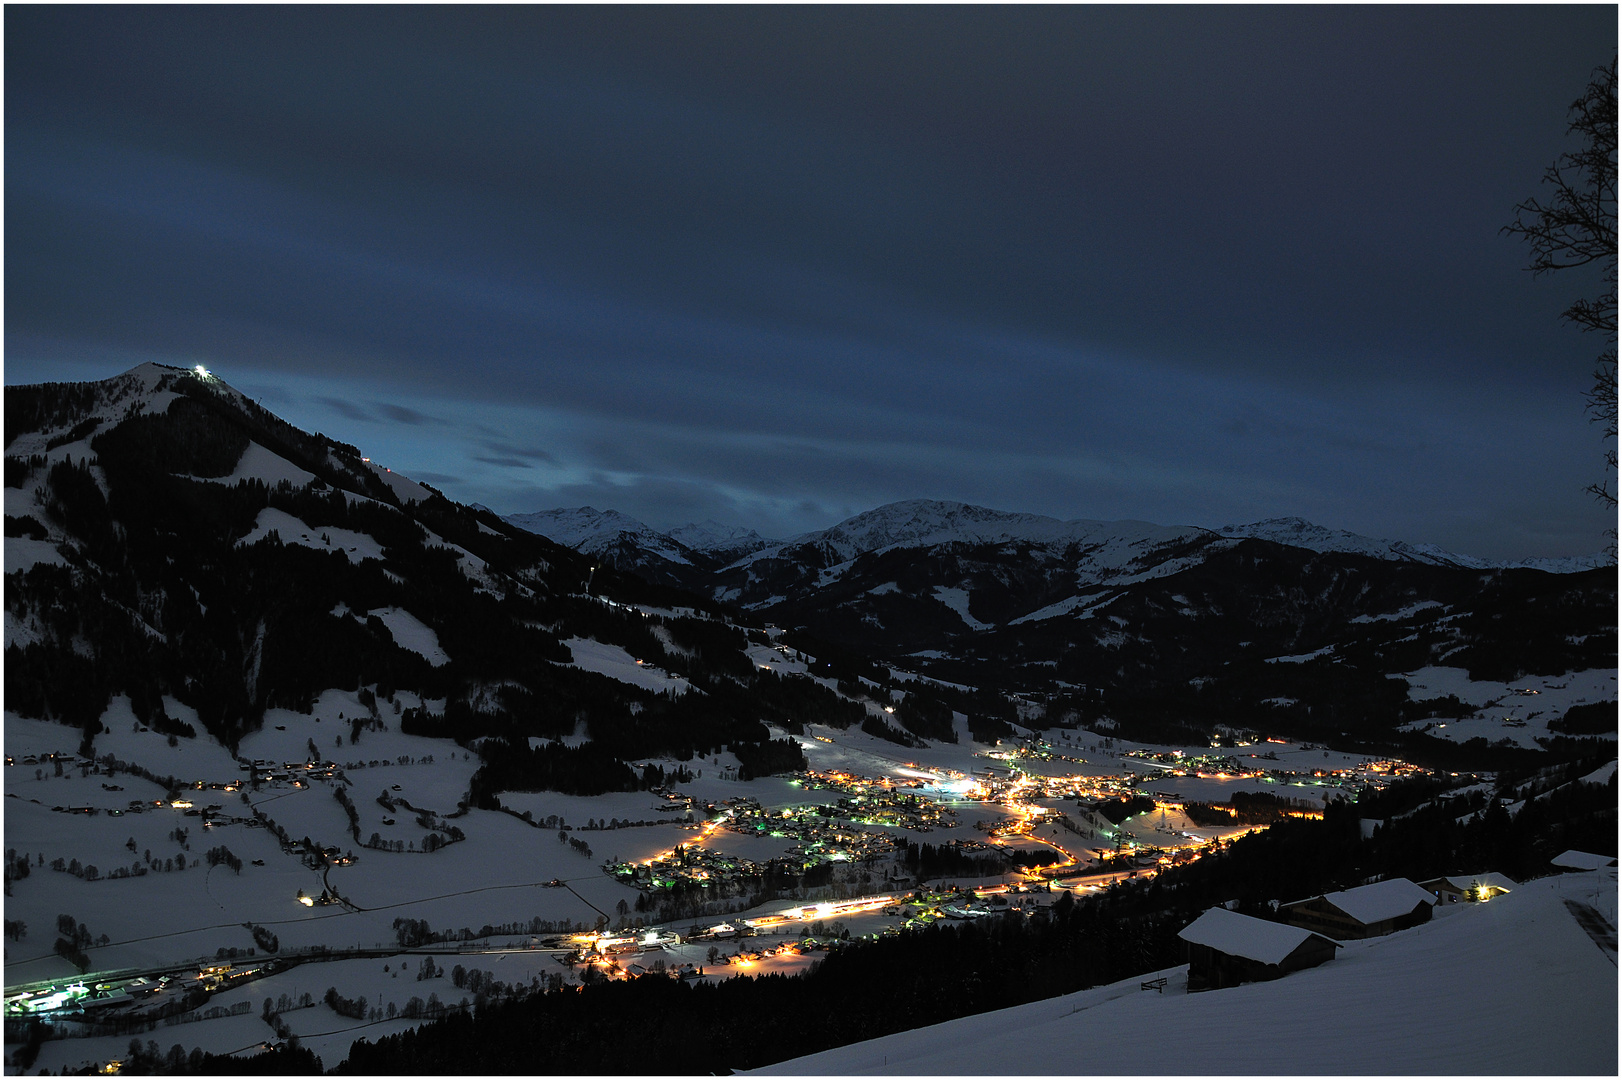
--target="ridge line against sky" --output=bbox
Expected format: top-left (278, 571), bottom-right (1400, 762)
top-left (5, 6), bottom-right (1617, 560)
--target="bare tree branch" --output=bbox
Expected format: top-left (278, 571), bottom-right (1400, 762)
top-left (1504, 57), bottom-right (1618, 514)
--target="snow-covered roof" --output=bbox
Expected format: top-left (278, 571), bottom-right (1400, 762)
top-left (1178, 907), bottom-right (1339, 966)
top-left (756, 873), bottom-right (1618, 1077)
top-left (1552, 850), bottom-right (1618, 871)
top-left (1423, 872), bottom-right (1518, 894)
top-left (1303, 878), bottom-right (1435, 925)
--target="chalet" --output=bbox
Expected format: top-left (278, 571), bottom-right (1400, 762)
top-left (1279, 877), bottom-right (1434, 939)
top-left (1418, 872), bottom-right (1517, 905)
top-left (1551, 850), bottom-right (1618, 872)
top-left (1178, 907), bottom-right (1340, 991)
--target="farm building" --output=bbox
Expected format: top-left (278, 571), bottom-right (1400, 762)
top-left (1279, 877), bottom-right (1434, 939)
top-left (1178, 907), bottom-right (1341, 991)
top-left (1551, 850), bottom-right (1617, 872)
top-left (1417, 872), bottom-right (1517, 905)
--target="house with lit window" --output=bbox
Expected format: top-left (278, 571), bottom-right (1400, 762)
top-left (1178, 906), bottom-right (1341, 991)
top-left (1417, 872), bottom-right (1517, 905)
top-left (1278, 877), bottom-right (1434, 939)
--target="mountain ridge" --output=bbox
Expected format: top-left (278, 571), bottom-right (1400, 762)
top-left (508, 499), bottom-right (1608, 577)
top-left (6, 363), bottom-right (1614, 764)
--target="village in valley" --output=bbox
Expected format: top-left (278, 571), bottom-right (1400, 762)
top-left (1, 364), bottom-right (1615, 1073)
top-left (5, 658), bottom-right (1616, 1073)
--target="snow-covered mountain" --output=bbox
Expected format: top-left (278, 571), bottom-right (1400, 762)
top-left (505, 498), bottom-right (1616, 724)
top-left (506, 506), bottom-right (702, 566)
top-left (772, 499), bottom-right (1199, 565)
top-left (502, 506), bottom-right (778, 591)
top-left (1218, 517), bottom-right (1610, 574)
top-left (667, 519), bottom-right (777, 563)
top-left (1, 362), bottom-right (838, 766)
top-left (512, 498), bottom-right (1609, 584)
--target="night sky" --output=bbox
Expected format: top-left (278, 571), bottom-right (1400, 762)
top-left (6, 6), bottom-right (1617, 558)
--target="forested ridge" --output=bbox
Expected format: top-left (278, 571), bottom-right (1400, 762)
top-left (1, 366), bottom-right (905, 792)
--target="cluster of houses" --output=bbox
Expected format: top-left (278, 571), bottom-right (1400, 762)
top-left (798, 770), bottom-right (963, 830)
top-left (241, 758), bottom-right (341, 785)
top-left (1178, 850), bottom-right (1614, 991)
top-left (712, 796), bottom-right (907, 861)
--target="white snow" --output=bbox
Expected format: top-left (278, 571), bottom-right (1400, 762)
top-left (1218, 517), bottom-right (1610, 574)
top-left (560, 637), bottom-right (691, 695)
top-left (1552, 850), bottom-right (1618, 871)
top-left (1007, 594), bottom-right (1089, 625)
top-left (505, 506), bottom-right (695, 564)
top-left (1579, 759), bottom-right (1618, 786)
top-left (189, 441), bottom-right (316, 489)
top-left (1396, 666), bottom-right (1618, 748)
top-left (365, 607), bottom-right (450, 667)
top-left (1265, 645), bottom-right (1336, 664)
top-left (1178, 906), bottom-right (1339, 966)
top-left (724, 502), bottom-right (1215, 595)
top-left (667, 520), bottom-right (776, 558)
top-left (4, 537), bottom-right (68, 575)
top-left (752, 871), bottom-right (1618, 1075)
top-left (235, 507), bottom-right (385, 561)
top-left (1424, 871), bottom-right (1519, 896)
top-left (931, 586), bottom-right (993, 631)
top-left (1290, 877), bottom-right (1435, 926)
top-left (1348, 601), bottom-right (1444, 624)
top-left (5, 363), bottom-right (210, 459)
top-left (746, 644), bottom-right (809, 676)
top-left (362, 460), bottom-right (434, 505)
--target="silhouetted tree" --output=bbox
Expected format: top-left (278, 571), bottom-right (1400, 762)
top-left (1505, 56), bottom-right (1618, 513)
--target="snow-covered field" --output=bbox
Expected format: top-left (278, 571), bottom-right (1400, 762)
top-left (1396, 666), bottom-right (1617, 748)
top-left (561, 636), bottom-right (692, 694)
top-left (752, 869), bottom-right (1619, 1075)
top-left (7, 660), bottom-right (1614, 1075)
top-left (236, 506), bottom-right (385, 561)
top-left (360, 608), bottom-right (450, 667)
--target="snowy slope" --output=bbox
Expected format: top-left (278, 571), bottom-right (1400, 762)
top-left (753, 870), bottom-right (1618, 1075)
top-left (4, 362), bottom-right (243, 460)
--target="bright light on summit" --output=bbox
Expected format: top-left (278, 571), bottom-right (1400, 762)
top-left (194, 365), bottom-right (211, 378)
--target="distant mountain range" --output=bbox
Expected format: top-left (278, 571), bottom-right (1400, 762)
top-left (506, 500), bottom-right (1616, 749)
top-left (5, 362), bottom-right (1612, 769)
top-left (508, 500), bottom-right (1607, 584)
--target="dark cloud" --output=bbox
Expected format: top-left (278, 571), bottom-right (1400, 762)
top-left (375, 402), bottom-right (442, 426)
top-left (479, 440), bottom-right (557, 465)
top-left (4, 7), bottom-right (1615, 558)
top-left (316, 397), bottom-right (377, 423)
